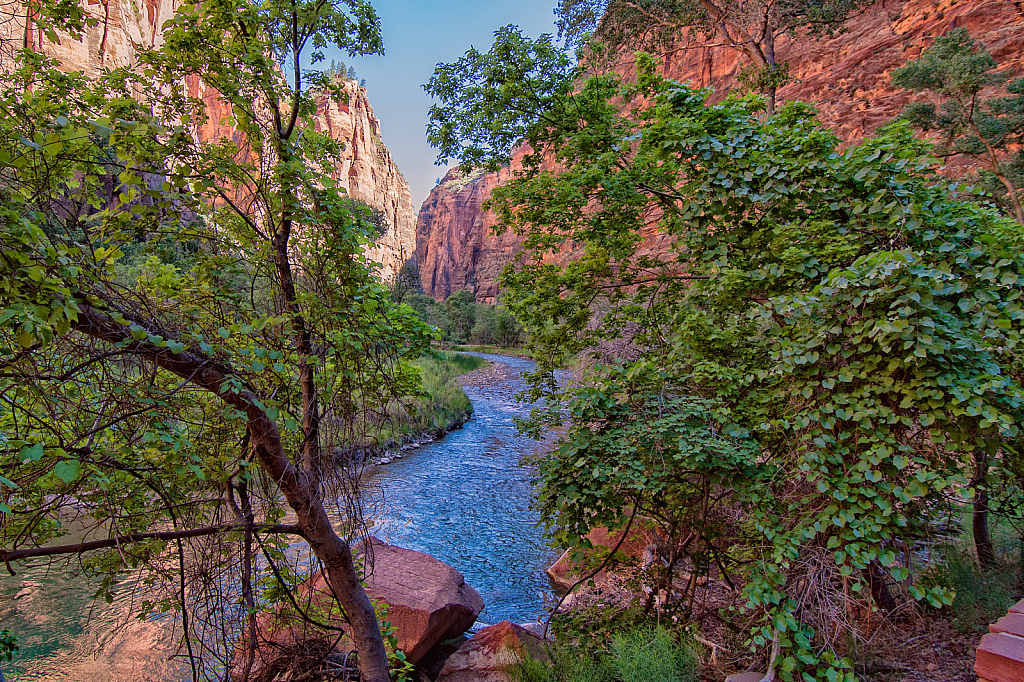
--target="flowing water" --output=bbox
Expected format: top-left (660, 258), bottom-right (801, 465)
top-left (364, 352), bottom-right (561, 627)
top-left (0, 353), bottom-right (559, 679)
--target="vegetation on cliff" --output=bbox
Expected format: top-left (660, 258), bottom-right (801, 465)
top-left (893, 27), bottom-right (1024, 224)
top-left (429, 25), bottom-right (1024, 682)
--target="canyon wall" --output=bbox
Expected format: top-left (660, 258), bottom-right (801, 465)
top-left (415, 0), bottom-right (1024, 302)
top-left (4, 0), bottom-right (415, 279)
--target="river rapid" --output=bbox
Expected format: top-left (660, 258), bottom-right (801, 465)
top-left (0, 352), bottom-right (559, 680)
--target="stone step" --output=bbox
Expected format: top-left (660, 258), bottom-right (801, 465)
top-left (975, 632), bottom-right (1024, 682)
top-left (992, 613), bottom-right (1024, 638)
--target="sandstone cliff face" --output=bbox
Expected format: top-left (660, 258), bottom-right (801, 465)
top-left (415, 0), bottom-right (1024, 301)
top-left (8, 0), bottom-right (415, 278)
top-left (315, 83), bottom-right (417, 281)
top-left (415, 168), bottom-right (523, 305)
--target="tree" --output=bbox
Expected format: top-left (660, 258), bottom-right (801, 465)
top-left (429, 43), bottom-right (1024, 679)
top-left (892, 27), bottom-right (1024, 225)
top-left (0, 0), bottom-right (430, 680)
top-left (554, 0), bottom-right (871, 113)
top-left (443, 289), bottom-right (477, 344)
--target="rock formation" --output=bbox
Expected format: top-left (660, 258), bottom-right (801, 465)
top-left (437, 620), bottom-right (551, 682)
top-left (546, 526), bottom-right (654, 593)
top-left (230, 537), bottom-right (484, 680)
top-left (414, 0), bottom-right (1024, 301)
top-left (975, 598), bottom-right (1024, 682)
top-left (6, 0), bottom-right (416, 278)
top-left (355, 536), bottom-right (485, 665)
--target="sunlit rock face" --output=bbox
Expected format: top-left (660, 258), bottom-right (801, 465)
top-left (414, 0), bottom-right (1024, 302)
top-left (3, 0), bottom-right (416, 280)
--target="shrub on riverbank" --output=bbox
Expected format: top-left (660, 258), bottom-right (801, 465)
top-left (379, 352), bottom-right (485, 447)
top-left (508, 625), bottom-right (699, 682)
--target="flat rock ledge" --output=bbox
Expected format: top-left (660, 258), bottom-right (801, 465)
top-left (976, 598), bottom-right (1024, 682)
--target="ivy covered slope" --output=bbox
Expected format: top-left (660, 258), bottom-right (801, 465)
top-left (429, 36), bottom-right (1024, 681)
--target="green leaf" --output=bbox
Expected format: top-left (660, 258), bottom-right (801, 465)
top-left (54, 460), bottom-right (82, 483)
top-left (20, 443), bottom-right (44, 462)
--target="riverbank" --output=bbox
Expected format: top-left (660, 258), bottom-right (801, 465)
top-left (365, 351), bottom-right (486, 466)
top-left (447, 343), bottom-right (533, 359)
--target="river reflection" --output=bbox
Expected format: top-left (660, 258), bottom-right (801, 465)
top-left (0, 353), bottom-right (560, 678)
top-left (0, 546), bottom-right (184, 681)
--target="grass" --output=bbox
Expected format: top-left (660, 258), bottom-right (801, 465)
top-left (507, 626), bottom-right (699, 682)
top-left (376, 351), bottom-right (486, 448)
top-left (923, 540), bottom-right (1021, 633)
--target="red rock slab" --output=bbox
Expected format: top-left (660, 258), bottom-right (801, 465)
top-left (546, 526), bottom-right (653, 592)
top-left (975, 632), bottom-right (1024, 682)
top-left (1009, 599), bottom-right (1024, 615)
top-left (438, 620), bottom-right (551, 682)
top-left (992, 614), bottom-right (1024, 638)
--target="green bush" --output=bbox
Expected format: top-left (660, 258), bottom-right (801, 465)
top-left (508, 626), bottom-right (698, 682)
top-left (922, 548), bottom-right (1019, 632)
top-left (611, 627), bottom-right (698, 682)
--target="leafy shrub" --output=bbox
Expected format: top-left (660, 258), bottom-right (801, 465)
top-left (508, 626), bottom-right (699, 682)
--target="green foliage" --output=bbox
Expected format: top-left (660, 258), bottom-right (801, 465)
top-left (892, 27), bottom-right (1024, 223)
top-left (374, 601), bottom-right (416, 681)
top-left (426, 27), bottom-right (576, 170)
top-left (0, 0), bottom-right (426, 678)
top-left (428, 39), bottom-right (1024, 679)
top-left (403, 291), bottom-right (525, 347)
top-left (611, 627), bottom-right (698, 682)
top-left (507, 625), bottom-right (698, 682)
top-left (0, 629), bottom-right (17, 662)
top-left (919, 547), bottom-right (1019, 633)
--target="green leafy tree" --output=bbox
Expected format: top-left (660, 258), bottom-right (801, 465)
top-left (428, 39), bottom-right (1024, 679)
top-left (554, 0), bottom-right (871, 113)
top-left (893, 27), bottom-right (1024, 225)
top-left (443, 289), bottom-right (477, 344)
top-left (0, 0), bottom-right (429, 679)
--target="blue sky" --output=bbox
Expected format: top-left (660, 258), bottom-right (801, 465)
top-left (323, 0), bottom-right (561, 210)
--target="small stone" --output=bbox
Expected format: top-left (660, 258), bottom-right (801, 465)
top-left (925, 663), bottom-right (938, 671)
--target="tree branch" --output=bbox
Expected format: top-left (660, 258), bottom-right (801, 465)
top-left (0, 523), bottom-right (304, 569)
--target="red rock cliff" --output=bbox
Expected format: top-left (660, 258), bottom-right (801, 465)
top-left (415, 0), bottom-right (1024, 301)
top-left (7, 0), bottom-right (416, 279)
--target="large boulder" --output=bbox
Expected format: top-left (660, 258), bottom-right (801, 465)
top-left (229, 537), bottom-right (483, 680)
top-left (438, 621), bottom-right (551, 682)
top-left (352, 536), bottom-right (485, 665)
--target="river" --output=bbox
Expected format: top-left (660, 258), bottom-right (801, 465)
top-left (0, 352), bottom-right (559, 679)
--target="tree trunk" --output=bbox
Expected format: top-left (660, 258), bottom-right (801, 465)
top-left (972, 450), bottom-right (996, 570)
top-left (974, 492), bottom-right (996, 570)
top-left (72, 306), bottom-right (392, 682)
top-left (863, 561), bottom-right (897, 613)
